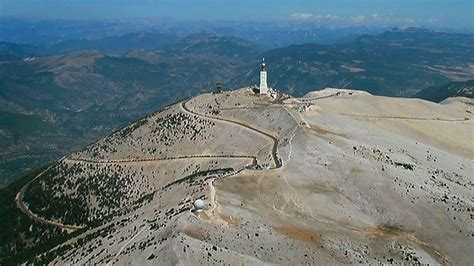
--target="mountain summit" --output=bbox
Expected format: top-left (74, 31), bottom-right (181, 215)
top-left (6, 88), bottom-right (473, 264)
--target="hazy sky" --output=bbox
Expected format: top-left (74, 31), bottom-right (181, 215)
top-left (2, 0), bottom-right (473, 28)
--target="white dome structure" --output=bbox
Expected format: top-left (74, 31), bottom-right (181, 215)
top-left (194, 199), bottom-right (205, 212)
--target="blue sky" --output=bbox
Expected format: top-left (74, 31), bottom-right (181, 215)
top-left (1, 0), bottom-right (473, 28)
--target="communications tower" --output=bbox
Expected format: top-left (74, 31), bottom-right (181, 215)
top-left (259, 58), bottom-right (269, 95)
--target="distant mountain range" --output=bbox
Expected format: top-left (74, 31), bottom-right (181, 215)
top-left (0, 18), bottom-right (385, 47)
top-left (1, 32), bottom-right (180, 58)
top-left (0, 28), bottom-right (473, 185)
top-left (49, 32), bottom-right (180, 55)
top-left (0, 33), bottom-right (261, 185)
top-left (0, 42), bottom-right (40, 61)
top-left (231, 28), bottom-right (474, 97)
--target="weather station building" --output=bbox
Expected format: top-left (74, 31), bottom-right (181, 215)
top-left (259, 58), bottom-right (269, 95)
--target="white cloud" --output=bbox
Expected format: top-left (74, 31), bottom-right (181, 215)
top-left (325, 14), bottom-right (339, 20)
top-left (426, 17), bottom-right (440, 24)
top-left (289, 13), bottom-right (313, 20)
top-left (287, 11), bottom-right (427, 28)
top-left (351, 15), bottom-right (366, 23)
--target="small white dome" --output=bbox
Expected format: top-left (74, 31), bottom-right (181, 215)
top-left (194, 199), bottom-right (205, 210)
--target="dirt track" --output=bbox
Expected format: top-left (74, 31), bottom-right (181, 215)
top-left (339, 113), bottom-right (471, 122)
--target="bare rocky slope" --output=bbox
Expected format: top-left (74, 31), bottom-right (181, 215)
top-left (13, 87), bottom-right (474, 264)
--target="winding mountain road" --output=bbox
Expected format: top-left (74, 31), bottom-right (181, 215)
top-left (15, 157), bottom-right (85, 231)
top-left (66, 154), bottom-right (255, 164)
top-left (180, 98), bottom-right (290, 223)
top-left (181, 99), bottom-right (282, 169)
top-left (106, 226), bottom-right (147, 266)
top-left (15, 96), bottom-right (286, 239)
top-left (204, 178), bottom-right (218, 217)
